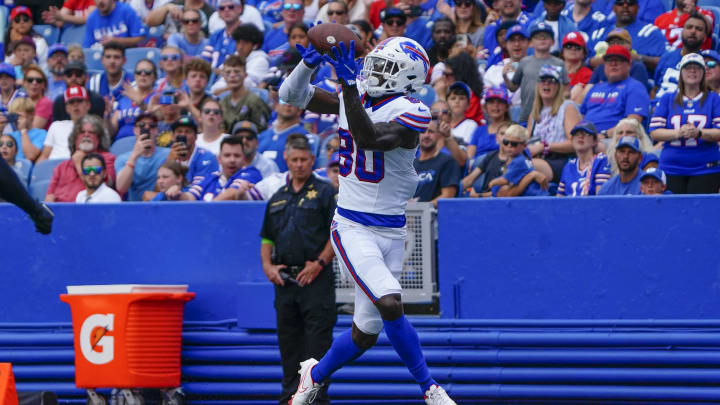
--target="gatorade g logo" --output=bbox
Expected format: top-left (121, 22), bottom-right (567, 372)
top-left (80, 314), bottom-right (115, 365)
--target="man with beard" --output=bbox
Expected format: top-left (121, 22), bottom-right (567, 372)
top-left (427, 17), bottom-right (455, 66)
top-left (598, 136), bottom-right (642, 195)
top-left (75, 153), bottom-right (121, 203)
top-left (413, 119), bottom-right (461, 208)
top-left (654, 12), bottom-right (710, 98)
top-left (655, 0), bottom-right (714, 51)
top-left (46, 44), bottom-right (68, 101)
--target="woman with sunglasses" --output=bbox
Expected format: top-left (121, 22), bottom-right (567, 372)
top-left (4, 7), bottom-right (48, 67)
top-left (156, 46), bottom-right (187, 92)
top-left (167, 9), bottom-right (209, 58)
top-left (452, 0), bottom-right (485, 47)
top-left (195, 98), bottom-right (228, 156)
top-left (650, 53), bottom-right (720, 194)
top-left (22, 65), bottom-right (53, 131)
top-left (703, 51), bottom-right (720, 94)
top-left (110, 59), bottom-right (159, 141)
top-left (526, 64), bottom-right (579, 183)
top-left (45, 115), bottom-right (116, 202)
top-left (0, 134), bottom-right (32, 186)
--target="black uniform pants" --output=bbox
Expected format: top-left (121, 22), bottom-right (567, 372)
top-left (275, 268), bottom-right (336, 405)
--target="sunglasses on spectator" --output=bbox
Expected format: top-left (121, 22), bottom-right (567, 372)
top-left (137, 122), bottom-right (158, 129)
top-left (385, 18), bottom-right (405, 26)
top-left (218, 4), bottom-right (235, 10)
top-left (237, 134), bottom-right (257, 141)
top-left (614, 1), bottom-right (636, 6)
top-left (25, 77), bottom-right (44, 83)
top-left (0, 140), bottom-right (15, 147)
top-left (203, 108), bottom-right (221, 115)
top-left (328, 9), bottom-right (346, 15)
top-left (82, 166), bottom-right (104, 175)
top-left (502, 139), bottom-right (522, 147)
top-left (707, 60), bottom-right (718, 68)
top-left (13, 15), bottom-right (30, 23)
top-left (135, 69), bottom-right (154, 76)
top-left (563, 44), bottom-right (583, 51)
top-left (442, 71), bottom-right (454, 77)
top-left (67, 98), bottom-right (87, 104)
top-left (283, 3), bottom-right (302, 10)
top-left (161, 54), bottom-right (181, 61)
top-left (456, 0), bottom-right (474, 7)
top-left (539, 77), bottom-right (558, 84)
top-left (183, 18), bottom-right (200, 24)
top-left (66, 70), bottom-right (85, 78)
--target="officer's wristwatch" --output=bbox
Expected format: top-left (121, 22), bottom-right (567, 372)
top-left (317, 258), bottom-right (328, 267)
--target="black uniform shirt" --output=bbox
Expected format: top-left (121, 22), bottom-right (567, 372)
top-left (260, 176), bottom-right (337, 266)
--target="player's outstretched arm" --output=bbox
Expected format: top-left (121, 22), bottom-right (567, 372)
top-left (324, 42), bottom-right (418, 151)
top-left (279, 44), bottom-right (339, 115)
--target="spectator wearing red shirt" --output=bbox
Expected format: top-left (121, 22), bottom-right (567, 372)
top-left (45, 115), bottom-right (116, 202)
top-left (42, 0), bottom-right (97, 28)
top-left (561, 31), bottom-right (592, 104)
top-left (654, 0), bottom-right (714, 51)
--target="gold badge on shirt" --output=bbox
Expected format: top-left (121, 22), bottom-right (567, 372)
top-left (306, 190), bottom-right (318, 200)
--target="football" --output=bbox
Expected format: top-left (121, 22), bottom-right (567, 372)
top-left (308, 23), bottom-right (363, 55)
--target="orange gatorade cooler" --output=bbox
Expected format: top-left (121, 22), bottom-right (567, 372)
top-left (60, 285), bottom-right (195, 389)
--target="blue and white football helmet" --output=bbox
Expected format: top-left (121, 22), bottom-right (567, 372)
top-left (358, 37), bottom-right (430, 98)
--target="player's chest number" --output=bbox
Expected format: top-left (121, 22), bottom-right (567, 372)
top-left (338, 129), bottom-right (385, 183)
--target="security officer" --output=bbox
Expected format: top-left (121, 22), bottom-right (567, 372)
top-left (259, 133), bottom-right (337, 405)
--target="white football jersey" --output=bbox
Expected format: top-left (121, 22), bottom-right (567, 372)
top-left (335, 92), bottom-right (431, 226)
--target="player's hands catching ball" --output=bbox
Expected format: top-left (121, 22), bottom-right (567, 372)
top-left (324, 41), bottom-right (358, 85)
top-left (296, 43), bottom-right (323, 68)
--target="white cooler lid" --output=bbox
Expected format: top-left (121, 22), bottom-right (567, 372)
top-left (66, 284), bottom-right (189, 294)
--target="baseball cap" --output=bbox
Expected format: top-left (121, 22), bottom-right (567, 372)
top-left (539, 64), bottom-right (562, 81)
top-left (606, 28), bottom-right (632, 44)
top-left (483, 86), bottom-right (509, 103)
top-left (505, 24), bottom-right (528, 41)
top-left (448, 81), bottom-right (471, 98)
top-left (570, 120), bottom-right (598, 136)
top-left (217, 0), bottom-right (242, 5)
top-left (0, 63), bottom-right (16, 79)
top-left (639, 167), bottom-right (667, 185)
top-left (562, 31), bottom-right (586, 48)
top-left (701, 49), bottom-right (720, 63)
top-left (171, 115), bottom-right (198, 132)
top-left (48, 43), bottom-right (68, 58)
top-left (135, 111), bottom-right (158, 123)
top-left (603, 44), bottom-right (631, 62)
top-left (679, 53), bottom-right (705, 70)
top-left (381, 7), bottom-right (406, 23)
top-left (614, 0), bottom-right (637, 4)
top-left (529, 21), bottom-right (553, 38)
top-left (64, 86), bottom-right (89, 102)
top-left (10, 6), bottom-right (32, 20)
top-left (328, 152), bottom-right (340, 167)
top-left (64, 60), bottom-right (87, 75)
top-left (616, 136), bottom-right (640, 152)
top-left (232, 120), bottom-right (258, 136)
top-left (12, 36), bottom-right (35, 52)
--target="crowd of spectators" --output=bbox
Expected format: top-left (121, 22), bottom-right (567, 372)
top-left (2, 0), bottom-right (720, 205)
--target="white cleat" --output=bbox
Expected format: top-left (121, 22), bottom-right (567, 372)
top-left (424, 384), bottom-right (456, 405)
top-left (289, 358), bottom-right (324, 405)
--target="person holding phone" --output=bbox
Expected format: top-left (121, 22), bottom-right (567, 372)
top-left (167, 115), bottom-right (219, 186)
top-left (115, 112), bottom-right (172, 201)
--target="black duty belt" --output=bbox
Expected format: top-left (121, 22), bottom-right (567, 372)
top-left (282, 265), bottom-right (303, 278)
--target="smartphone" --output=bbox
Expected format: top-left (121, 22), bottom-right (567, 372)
top-left (160, 89), bottom-right (177, 105)
top-left (408, 5), bottom-right (423, 17)
top-left (456, 34), bottom-right (468, 47)
top-left (5, 113), bottom-right (18, 125)
top-left (140, 127), bottom-right (152, 149)
top-left (176, 135), bottom-right (187, 145)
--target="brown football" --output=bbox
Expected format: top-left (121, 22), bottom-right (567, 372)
top-left (308, 23), bottom-right (363, 55)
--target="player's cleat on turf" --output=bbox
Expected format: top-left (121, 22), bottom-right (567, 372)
top-left (289, 358), bottom-right (323, 405)
top-left (424, 384), bottom-right (456, 405)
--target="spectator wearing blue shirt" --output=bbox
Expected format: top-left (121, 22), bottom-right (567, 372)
top-left (378, 8), bottom-right (408, 44)
top-left (8, 97), bottom-right (46, 163)
top-left (167, 9), bottom-right (210, 57)
top-left (650, 53), bottom-right (720, 195)
top-left (639, 167), bottom-right (671, 195)
top-left (115, 113), bottom-right (172, 201)
top-left (232, 120), bottom-right (279, 178)
top-left (110, 59), bottom-right (158, 141)
top-left (530, 0), bottom-right (578, 54)
top-left (167, 115), bottom-right (219, 186)
top-left (258, 102), bottom-right (319, 172)
top-left (88, 42), bottom-right (134, 101)
top-left (207, 0), bottom-right (244, 71)
top-left (83, 0), bottom-right (146, 49)
top-left (467, 87), bottom-right (508, 162)
top-left (489, 124), bottom-right (550, 197)
top-left (484, 0), bottom-right (531, 62)
top-left (606, 117), bottom-right (659, 175)
top-left (147, 161), bottom-right (189, 201)
top-left (598, 136), bottom-right (642, 195)
top-left (169, 136), bottom-right (262, 200)
top-left (653, 13), bottom-right (709, 100)
top-left (586, 28), bottom-right (650, 93)
top-left (413, 119), bottom-right (461, 207)
top-left (394, 2), bottom-right (433, 51)
top-left (561, 0), bottom-right (614, 36)
top-left (580, 45), bottom-right (648, 134)
top-left (704, 50), bottom-right (720, 94)
top-left (557, 120), bottom-right (611, 196)
top-left (587, 0), bottom-right (667, 75)
top-left (262, 0), bottom-right (305, 67)
top-left (46, 45), bottom-right (68, 103)
top-left (0, 63), bottom-right (16, 111)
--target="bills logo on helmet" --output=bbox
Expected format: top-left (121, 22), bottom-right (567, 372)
top-left (400, 41), bottom-right (429, 72)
